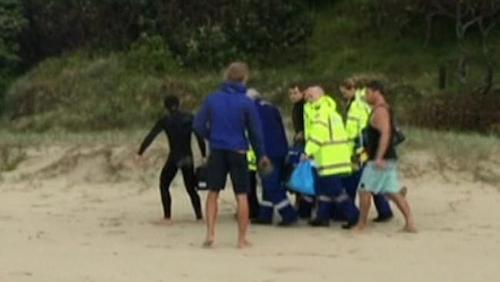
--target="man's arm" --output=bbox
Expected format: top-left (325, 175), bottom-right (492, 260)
top-left (245, 102), bottom-right (266, 158)
top-left (193, 99), bottom-right (210, 140)
top-left (138, 120), bottom-right (163, 155)
top-left (194, 131), bottom-right (207, 158)
top-left (372, 107), bottom-right (391, 162)
top-left (304, 112), bottom-right (328, 158)
top-left (274, 106), bottom-right (289, 149)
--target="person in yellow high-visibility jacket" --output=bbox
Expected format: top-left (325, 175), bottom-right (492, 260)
top-left (246, 149), bottom-right (260, 219)
top-left (340, 79), bottom-right (393, 222)
top-left (303, 86), bottom-right (359, 228)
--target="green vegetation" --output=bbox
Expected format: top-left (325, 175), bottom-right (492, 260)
top-left (1, 0), bottom-right (499, 133)
top-left (0, 0), bottom-right (27, 114)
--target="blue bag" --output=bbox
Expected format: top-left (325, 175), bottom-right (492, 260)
top-left (287, 161), bottom-right (316, 196)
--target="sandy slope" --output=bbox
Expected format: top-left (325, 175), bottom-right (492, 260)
top-left (1, 143), bottom-right (499, 282)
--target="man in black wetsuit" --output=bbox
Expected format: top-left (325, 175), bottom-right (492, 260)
top-left (137, 95), bottom-right (206, 222)
top-left (288, 85), bottom-right (314, 219)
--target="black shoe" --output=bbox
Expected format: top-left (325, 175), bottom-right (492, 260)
top-left (308, 218), bottom-right (330, 227)
top-left (251, 218), bottom-right (272, 225)
top-left (341, 221), bottom-right (357, 229)
top-left (277, 218), bottom-right (298, 227)
top-left (373, 214), bottom-right (393, 223)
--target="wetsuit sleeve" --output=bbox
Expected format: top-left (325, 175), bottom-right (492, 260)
top-left (194, 132), bottom-right (207, 158)
top-left (245, 102), bottom-right (266, 158)
top-left (193, 99), bottom-right (210, 140)
top-left (138, 119), bottom-right (163, 155)
top-left (189, 114), bottom-right (207, 158)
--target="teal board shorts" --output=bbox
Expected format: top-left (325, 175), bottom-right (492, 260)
top-left (358, 160), bottom-right (401, 194)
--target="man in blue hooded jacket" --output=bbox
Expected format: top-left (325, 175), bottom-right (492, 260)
top-left (193, 62), bottom-right (270, 249)
top-left (247, 89), bottom-right (298, 226)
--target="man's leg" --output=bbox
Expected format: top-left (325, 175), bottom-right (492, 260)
top-left (342, 170), bottom-right (361, 202)
top-left (181, 162), bottom-right (203, 220)
top-left (236, 193), bottom-right (251, 248)
top-left (272, 159), bottom-right (298, 225)
top-left (373, 194), bottom-right (393, 222)
top-left (159, 158), bottom-right (178, 220)
top-left (297, 194), bottom-right (314, 219)
top-left (386, 193), bottom-right (417, 233)
top-left (254, 187), bottom-right (273, 224)
top-left (203, 149), bottom-right (227, 248)
top-left (310, 176), bottom-right (333, 227)
top-left (229, 151), bottom-right (251, 248)
top-left (248, 171), bottom-right (260, 219)
top-left (204, 191), bottom-right (219, 247)
top-left (354, 191), bottom-right (372, 232)
top-left (329, 176), bottom-right (359, 229)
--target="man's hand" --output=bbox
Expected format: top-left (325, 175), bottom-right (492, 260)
top-left (300, 154), bottom-right (311, 162)
top-left (258, 156), bottom-right (273, 176)
top-left (375, 158), bottom-right (386, 170)
top-left (294, 131), bottom-right (304, 142)
top-left (135, 154), bottom-right (146, 167)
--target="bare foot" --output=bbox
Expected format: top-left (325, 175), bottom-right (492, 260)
top-left (402, 224), bottom-right (418, 233)
top-left (151, 218), bottom-right (174, 226)
top-left (202, 239), bottom-right (215, 248)
top-left (352, 224), bottom-right (367, 234)
top-left (237, 239), bottom-right (252, 249)
top-left (400, 186), bottom-right (408, 197)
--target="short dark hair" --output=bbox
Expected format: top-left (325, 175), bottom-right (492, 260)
top-left (164, 95), bottom-right (179, 110)
top-left (340, 78), bottom-right (355, 90)
top-left (366, 80), bottom-right (385, 94)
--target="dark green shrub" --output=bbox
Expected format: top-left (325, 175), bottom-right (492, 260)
top-left (0, 0), bottom-right (27, 113)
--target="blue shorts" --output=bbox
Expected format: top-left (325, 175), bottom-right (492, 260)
top-left (358, 161), bottom-right (401, 194)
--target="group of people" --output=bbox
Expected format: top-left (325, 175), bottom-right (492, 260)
top-left (137, 61), bottom-right (417, 249)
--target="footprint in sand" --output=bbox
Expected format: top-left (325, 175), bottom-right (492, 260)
top-left (99, 218), bottom-right (123, 228)
top-left (31, 203), bottom-right (51, 208)
top-left (149, 219), bottom-right (174, 226)
top-left (106, 230), bottom-right (126, 235)
top-left (347, 248), bottom-right (358, 255)
top-left (0, 215), bottom-right (16, 221)
top-left (268, 266), bottom-right (301, 274)
top-left (145, 244), bottom-right (173, 249)
top-left (9, 271), bottom-right (33, 277)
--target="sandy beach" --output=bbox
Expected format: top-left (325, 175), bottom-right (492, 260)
top-left (1, 142), bottom-right (500, 282)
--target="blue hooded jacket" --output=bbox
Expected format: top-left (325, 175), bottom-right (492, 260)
top-left (254, 99), bottom-right (289, 158)
top-left (193, 82), bottom-right (266, 157)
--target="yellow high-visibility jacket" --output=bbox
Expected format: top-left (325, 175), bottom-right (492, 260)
top-left (304, 95), bottom-right (352, 176)
top-left (345, 88), bottom-right (371, 155)
top-left (247, 149), bottom-right (257, 171)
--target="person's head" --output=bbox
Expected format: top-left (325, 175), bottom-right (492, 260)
top-left (164, 95), bottom-right (180, 112)
top-left (304, 86), bottom-right (324, 103)
top-left (246, 88), bottom-right (261, 100)
top-left (288, 85), bottom-right (304, 103)
top-left (365, 80), bottom-right (385, 105)
top-left (339, 78), bottom-right (356, 100)
top-left (224, 61), bottom-right (250, 85)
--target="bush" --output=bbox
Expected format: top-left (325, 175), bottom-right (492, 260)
top-left (0, 0), bottom-right (27, 113)
top-left (18, 0), bottom-right (314, 69)
top-left (126, 35), bottom-right (180, 74)
top-left (160, 0), bottom-right (314, 68)
top-left (387, 82), bottom-right (500, 135)
top-left (5, 52), bottom-right (199, 131)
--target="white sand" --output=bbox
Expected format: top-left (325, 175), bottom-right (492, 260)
top-left (1, 143), bottom-right (500, 282)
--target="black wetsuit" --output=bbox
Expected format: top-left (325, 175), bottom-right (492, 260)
top-left (291, 99), bottom-right (305, 145)
top-left (138, 110), bottom-right (206, 219)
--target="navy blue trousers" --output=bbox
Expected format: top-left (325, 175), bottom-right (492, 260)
top-left (258, 157), bottom-right (298, 223)
top-left (315, 175), bottom-right (359, 224)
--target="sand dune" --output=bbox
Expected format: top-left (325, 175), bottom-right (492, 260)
top-left (1, 142), bottom-right (499, 282)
